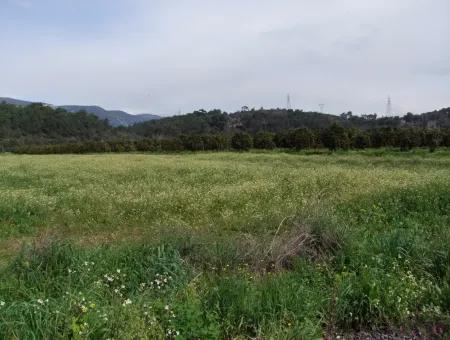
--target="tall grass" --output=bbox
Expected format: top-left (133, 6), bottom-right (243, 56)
top-left (0, 150), bottom-right (449, 338)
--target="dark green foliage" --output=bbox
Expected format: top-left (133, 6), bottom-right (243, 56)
top-left (2, 102), bottom-right (450, 154)
top-left (129, 109), bottom-right (229, 137)
top-left (353, 131), bottom-right (371, 149)
top-left (397, 128), bottom-right (415, 151)
top-left (322, 123), bottom-right (350, 151)
top-left (443, 127), bottom-right (450, 147)
top-left (160, 138), bottom-right (185, 152)
top-left (201, 134), bottom-right (230, 151)
top-left (128, 107), bottom-right (450, 139)
top-left (180, 134), bottom-right (205, 151)
top-left (0, 103), bottom-right (111, 145)
top-left (253, 132), bottom-right (276, 149)
top-left (290, 128), bottom-right (316, 149)
top-left (424, 129), bottom-right (442, 152)
top-left (231, 133), bottom-right (253, 151)
top-left (135, 138), bottom-right (159, 152)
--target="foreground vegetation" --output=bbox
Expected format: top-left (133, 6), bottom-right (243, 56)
top-left (0, 150), bottom-right (449, 338)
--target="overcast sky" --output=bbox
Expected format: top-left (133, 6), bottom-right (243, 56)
top-left (1, 0), bottom-right (449, 116)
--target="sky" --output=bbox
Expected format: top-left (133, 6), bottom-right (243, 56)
top-left (1, 0), bottom-right (449, 116)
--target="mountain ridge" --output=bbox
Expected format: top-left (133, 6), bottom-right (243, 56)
top-left (0, 97), bottom-right (160, 127)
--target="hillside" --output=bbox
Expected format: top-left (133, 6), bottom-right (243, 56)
top-left (0, 97), bottom-right (160, 127)
top-left (129, 107), bottom-right (450, 137)
top-left (128, 109), bottom-right (343, 137)
top-left (0, 102), bottom-right (113, 147)
top-left (60, 105), bottom-right (160, 127)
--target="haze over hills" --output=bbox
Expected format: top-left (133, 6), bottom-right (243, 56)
top-left (60, 105), bottom-right (160, 127)
top-left (0, 97), bottom-right (160, 127)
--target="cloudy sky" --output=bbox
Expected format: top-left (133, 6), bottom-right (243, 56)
top-left (1, 0), bottom-right (449, 116)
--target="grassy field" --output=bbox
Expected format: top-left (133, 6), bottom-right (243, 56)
top-left (0, 150), bottom-right (449, 339)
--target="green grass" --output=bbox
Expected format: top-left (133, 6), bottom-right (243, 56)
top-left (0, 150), bottom-right (449, 339)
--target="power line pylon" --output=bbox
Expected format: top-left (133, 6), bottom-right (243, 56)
top-left (386, 96), bottom-right (392, 117)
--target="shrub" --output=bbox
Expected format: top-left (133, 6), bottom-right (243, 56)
top-left (322, 123), bottom-right (350, 151)
top-left (253, 132), bottom-right (276, 149)
top-left (231, 132), bottom-right (253, 151)
top-left (290, 128), bottom-right (316, 150)
top-left (353, 132), bottom-right (371, 149)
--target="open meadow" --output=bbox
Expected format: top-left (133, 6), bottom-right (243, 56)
top-left (0, 150), bottom-right (449, 339)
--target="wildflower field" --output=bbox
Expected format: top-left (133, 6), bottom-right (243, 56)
top-left (0, 150), bottom-right (449, 339)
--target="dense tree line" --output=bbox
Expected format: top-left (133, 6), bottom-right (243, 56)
top-left (128, 107), bottom-right (450, 138)
top-left (13, 125), bottom-right (450, 154)
top-left (2, 102), bottom-right (450, 154)
top-left (0, 102), bottom-right (116, 150)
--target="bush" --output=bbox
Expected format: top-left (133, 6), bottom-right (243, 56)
top-left (253, 132), bottom-right (275, 149)
top-left (231, 132), bottom-right (253, 151)
top-left (181, 134), bottom-right (205, 151)
top-left (322, 123), bottom-right (350, 151)
top-left (290, 128), bottom-right (316, 150)
top-left (353, 132), bottom-right (371, 149)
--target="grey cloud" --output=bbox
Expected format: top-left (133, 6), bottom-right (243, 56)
top-left (1, 0), bottom-right (449, 116)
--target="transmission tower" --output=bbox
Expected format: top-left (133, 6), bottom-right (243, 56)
top-left (318, 104), bottom-right (325, 113)
top-left (386, 96), bottom-right (392, 117)
top-left (286, 94), bottom-right (292, 110)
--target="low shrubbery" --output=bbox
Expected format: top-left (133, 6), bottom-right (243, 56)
top-left (10, 125), bottom-right (450, 154)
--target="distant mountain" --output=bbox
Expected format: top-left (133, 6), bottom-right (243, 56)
top-left (0, 97), bottom-right (160, 127)
top-left (0, 97), bottom-right (45, 107)
top-left (60, 105), bottom-right (160, 127)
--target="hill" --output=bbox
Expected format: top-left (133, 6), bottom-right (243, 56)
top-left (129, 107), bottom-right (450, 137)
top-left (128, 109), bottom-right (343, 137)
top-left (0, 97), bottom-right (160, 127)
top-left (60, 105), bottom-right (160, 127)
top-left (0, 102), bottom-right (114, 148)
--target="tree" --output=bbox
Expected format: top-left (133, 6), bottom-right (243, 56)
top-left (181, 134), bottom-right (204, 151)
top-left (443, 127), bottom-right (450, 147)
top-left (397, 129), bottom-right (413, 151)
top-left (253, 132), bottom-right (275, 149)
top-left (322, 123), bottom-right (350, 151)
top-left (353, 132), bottom-right (371, 149)
top-left (231, 132), bottom-right (253, 151)
top-left (424, 129), bottom-right (441, 152)
top-left (291, 128), bottom-right (315, 149)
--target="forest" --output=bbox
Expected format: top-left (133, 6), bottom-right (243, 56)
top-left (1, 102), bottom-right (450, 153)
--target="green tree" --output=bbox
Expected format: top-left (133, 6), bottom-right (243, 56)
top-left (353, 132), bottom-right (371, 149)
top-left (424, 129), bottom-right (441, 152)
top-left (253, 132), bottom-right (275, 149)
top-left (231, 133), bottom-right (253, 151)
top-left (291, 128), bottom-right (315, 150)
top-left (322, 123), bottom-right (350, 151)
